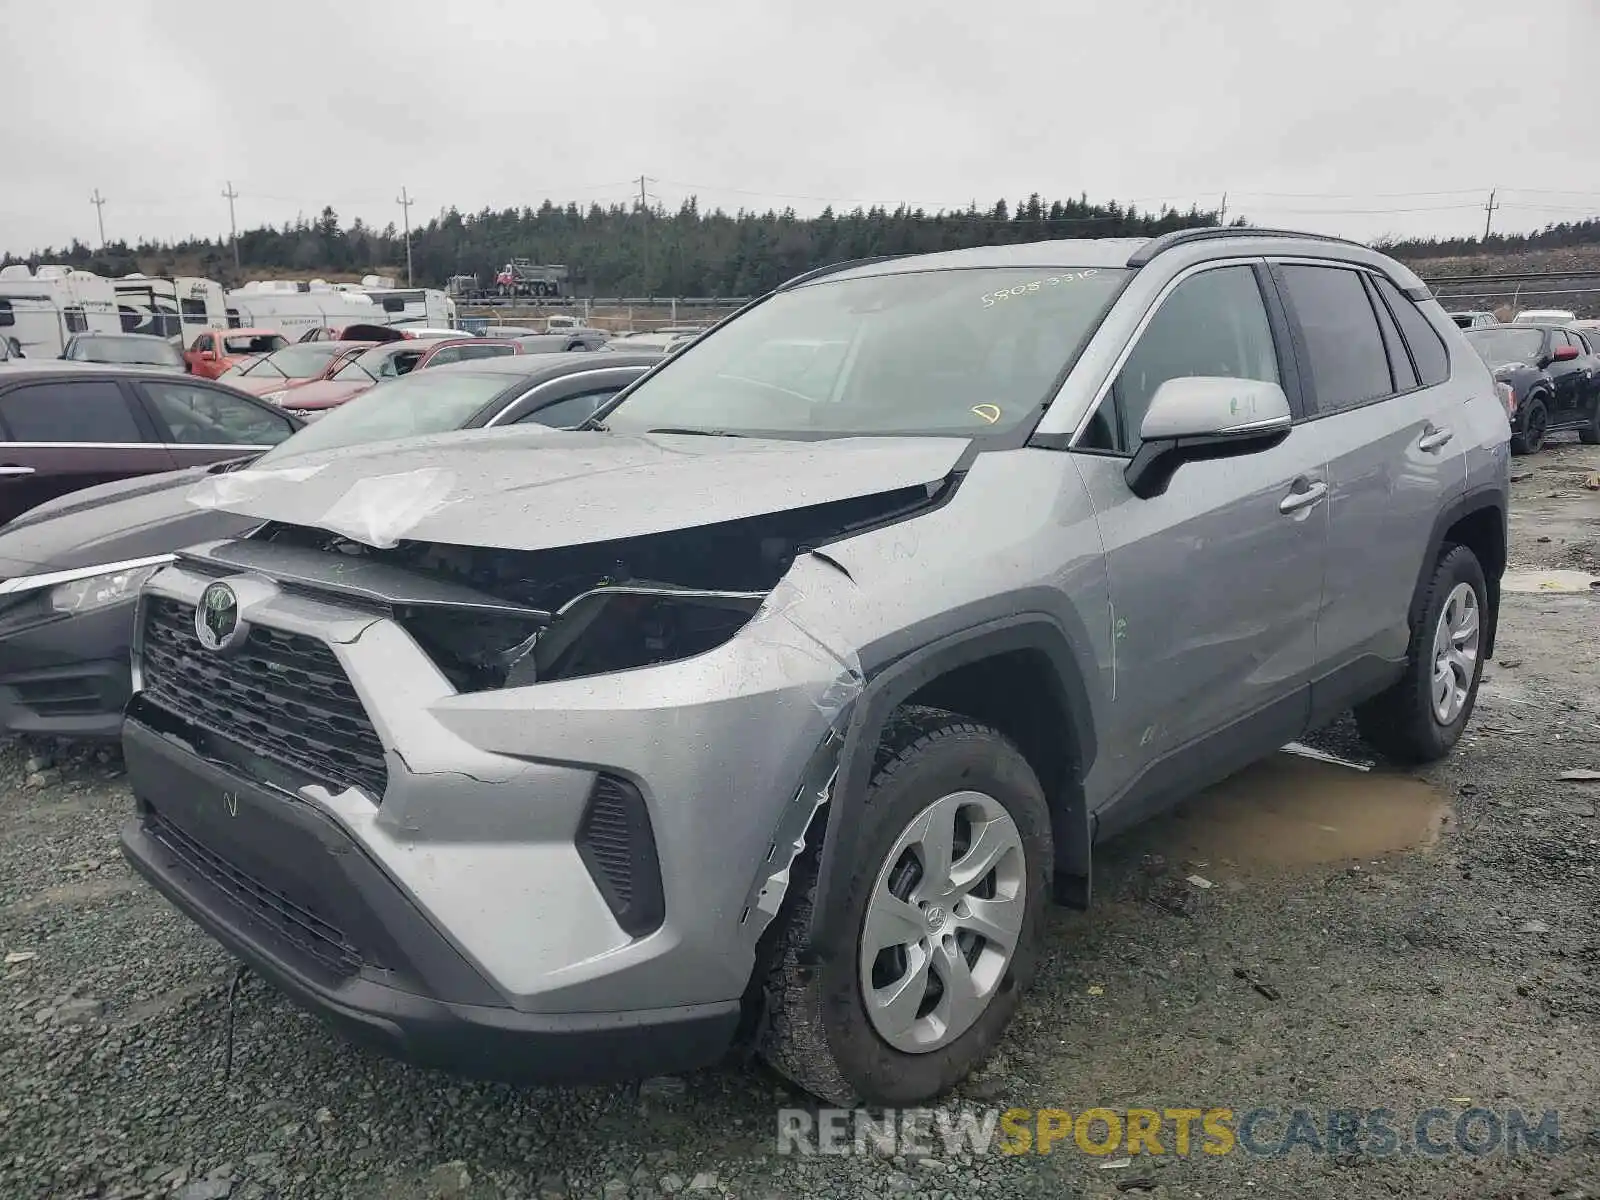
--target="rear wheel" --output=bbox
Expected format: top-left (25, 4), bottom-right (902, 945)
top-left (1511, 395), bottom-right (1548, 455)
top-left (757, 707), bottom-right (1051, 1105)
top-left (1355, 544), bottom-right (1487, 764)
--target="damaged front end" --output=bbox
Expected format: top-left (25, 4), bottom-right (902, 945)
top-left (220, 481), bottom-right (938, 695)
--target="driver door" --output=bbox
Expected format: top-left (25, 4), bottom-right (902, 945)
top-left (1072, 262), bottom-right (1329, 827)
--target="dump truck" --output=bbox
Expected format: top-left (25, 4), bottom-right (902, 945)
top-left (494, 259), bottom-right (570, 298)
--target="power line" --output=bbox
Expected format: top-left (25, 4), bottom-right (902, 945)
top-left (396, 186), bottom-right (414, 286)
top-left (221, 181), bottom-right (240, 270)
top-left (89, 189), bottom-right (107, 248)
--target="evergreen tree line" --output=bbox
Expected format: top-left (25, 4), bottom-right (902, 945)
top-left (8, 195), bottom-right (1600, 293)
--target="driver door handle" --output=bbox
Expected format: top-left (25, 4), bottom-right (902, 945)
top-left (1279, 479), bottom-right (1328, 514)
top-left (0, 465), bottom-right (35, 477)
top-left (1418, 424), bottom-right (1454, 453)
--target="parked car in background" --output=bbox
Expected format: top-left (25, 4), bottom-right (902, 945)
top-left (1464, 323), bottom-right (1600, 452)
top-left (60, 333), bottom-right (187, 372)
top-left (1512, 307), bottom-right (1577, 325)
top-left (0, 368), bottom-right (301, 527)
top-left (1446, 310), bottom-right (1498, 329)
top-left (513, 328), bottom-right (610, 353)
top-left (276, 337), bottom-right (523, 414)
top-left (296, 324), bottom-right (464, 344)
top-left (0, 352), bottom-right (660, 740)
top-left (184, 328), bottom-right (290, 378)
top-left (112, 229), bottom-right (1508, 1103)
top-left (218, 341), bottom-right (375, 401)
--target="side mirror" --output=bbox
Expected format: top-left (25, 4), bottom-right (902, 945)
top-left (1125, 377), bottom-right (1293, 500)
top-left (1551, 344), bottom-right (1579, 363)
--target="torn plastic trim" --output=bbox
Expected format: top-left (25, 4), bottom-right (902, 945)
top-left (748, 577), bottom-right (866, 721)
top-left (738, 727), bottom-right (843, 944)
top-left (181, 537), bottom-right (553, 623)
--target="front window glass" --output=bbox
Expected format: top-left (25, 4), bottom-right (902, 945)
top-left (261, 371), bottom-right (512, 462)
top-left (233, 344), bottom-right (346, 379)
top-left (601, 267), bottom-right (1129, 437)
top-left (1465, 327), bottom-right (1545, 366)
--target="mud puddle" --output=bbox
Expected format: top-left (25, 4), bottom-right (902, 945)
top-left (1146, 751), bottom-right (1452, 872)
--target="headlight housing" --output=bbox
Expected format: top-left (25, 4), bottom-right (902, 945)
top-left (49, 563), bottom-right (167, 615)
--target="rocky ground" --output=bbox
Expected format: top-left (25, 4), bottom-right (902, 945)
top-left (2, 445), bottom-right (1598, 1200)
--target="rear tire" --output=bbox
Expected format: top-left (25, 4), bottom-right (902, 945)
top-left (1355, 544), bottom-right (1487, 765)
top-left (757, 706), bottom-right (1051, 1106)
top-left (1510, 395), bottom-right (1548, 455)
top-left (1579, 396), bottom-right (1600, 446)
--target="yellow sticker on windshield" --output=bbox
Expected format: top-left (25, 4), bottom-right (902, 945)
top-left (972, 404), bottom-right (1002, 424)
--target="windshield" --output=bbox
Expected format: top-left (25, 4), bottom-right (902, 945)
top-left (66, 336), bottom-right (182, 366)
top-left (258, 370), bottom-right (513, 464)
top-left (600, 266), bottom-right (1130, 437)
top-left (223, 333), bottom-right (288, 356)
top-left (331, 344), bottom-right (424, 382)
top-left (1465, 327), bottom-right (1545, 365)
top-left (234, 343), bottom-right (348, 379)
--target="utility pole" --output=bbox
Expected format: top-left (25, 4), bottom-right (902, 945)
top-left (396, 186), bottom-right (415, 285)
top-left (221, 181), bottom-right (241, 270)
top-left (1218, 192), bottom-right (1228, 226)
top-left (637, 175), bottom-right (652, 209)
top-left (1482, 188), bottom-right (1499, 243)
top-left (89, 189), bottom-right (107, 247)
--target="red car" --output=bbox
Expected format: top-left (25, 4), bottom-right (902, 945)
top-left (217, 341), bottom-right (376, 401)
top-left (184, 328), bottom-right (289, 379)
top-left (277, 337), bottom-right (522, 414)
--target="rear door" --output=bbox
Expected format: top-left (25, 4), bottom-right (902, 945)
top-left (0, 378), bottom-right (176, 524)
top-left (1270, 261), bottom-right (1469, 722)
top-left (134, 378), bottom-right (299, 467)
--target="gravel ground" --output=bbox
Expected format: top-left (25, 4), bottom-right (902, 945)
top-left (2, 442), bottom-right (1598, 1199)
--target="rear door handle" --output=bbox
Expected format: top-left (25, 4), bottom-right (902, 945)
top-left (0, 465), bottom-right (35, 477)
top-left (1279, 479), bottom-right (1328, 514)
top-left (1418, 425), bottom-right (1454, 453)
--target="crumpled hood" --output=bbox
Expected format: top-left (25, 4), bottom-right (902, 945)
top-left (195, 426), bottom-right (971, 551)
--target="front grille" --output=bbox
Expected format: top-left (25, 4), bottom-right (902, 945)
top-left (140, 595), bottom-right (388, 799)
top-left (146, 807), bottom-right (362, 978)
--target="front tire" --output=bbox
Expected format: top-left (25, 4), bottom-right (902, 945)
top-left (1511, 395), bottom-right (1548, 455)
top-left (757, 706), bottom-right (1051, 1105)
top-left (1355, 544), bottom-right (1487, 764)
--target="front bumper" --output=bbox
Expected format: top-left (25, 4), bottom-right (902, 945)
top-left (124, 552), bottom-right (858, 1019)
top-left (118, 717), bottom-right (742, 1082)
top-left (0, 600), bottom-right (136, 739)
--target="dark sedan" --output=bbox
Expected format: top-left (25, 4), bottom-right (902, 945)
top-left (1464, 323), bottom-right (1600, 453)
top-left (0, 351), bottom-right (663, 739)
top-left (0, 368), bottom-right (302, 526)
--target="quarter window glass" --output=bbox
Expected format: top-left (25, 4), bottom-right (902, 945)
top-left (143, 381), bottom-right (295, 445)
top-left (0, 381), bottom-right (144, 442)
top-left (1087, 265), bottom-right (1280, 453)
top-left (521, 388), bottom-right (623, 428)
top-left (1279, 265), bottom-right (1393, 414)
top-left (63, 306), bottom-right (89, 334)
top-left (1365, 276), bottom-right (1417, 392)
top-left (1373, 276), bottom-right (1450, 387)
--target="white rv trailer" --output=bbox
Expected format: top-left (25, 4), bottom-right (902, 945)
top-left (225, 278), bottom-right (455, 338)
top-left (0, 265), bottom-right (121, 358)
top-left (113, 274), bottom-right (228, 348)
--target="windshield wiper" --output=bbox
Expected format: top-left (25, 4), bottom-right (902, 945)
top-left (644, 427), bottom-right (746, 437)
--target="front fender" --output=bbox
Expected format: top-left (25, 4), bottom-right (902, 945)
top-left (803, 606), bottom-right (1101, 958)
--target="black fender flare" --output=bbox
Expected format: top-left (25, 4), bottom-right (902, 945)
top-left (1413, 483), bottom-right (1507, 658)
top-left (802, 611), bottom-right (1099, 957)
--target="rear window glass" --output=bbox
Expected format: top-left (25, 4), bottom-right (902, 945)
top-left (0, 381), bottom-right (145, 442)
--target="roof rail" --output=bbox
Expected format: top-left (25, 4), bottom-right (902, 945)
top-left (776, 255), bottom-right (899, 291)
top-left (1126, 226), bottom-right (1368, 268)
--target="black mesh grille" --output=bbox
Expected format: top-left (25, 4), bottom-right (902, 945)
top-left (141, 595), bottom-right (388, 799)
top-left (575, 775), bottom-right (664, 937)
top-left (145, 807), bottom-right (362, 978)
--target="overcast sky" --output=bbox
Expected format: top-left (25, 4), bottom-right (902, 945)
top-left (3, 0), bottom-right (1596, 255)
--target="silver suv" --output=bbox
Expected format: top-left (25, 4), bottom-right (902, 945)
top-left (119, 228), bottom-right (1509, 1106)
